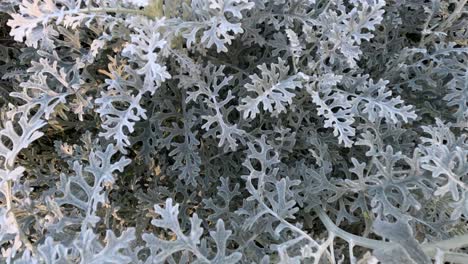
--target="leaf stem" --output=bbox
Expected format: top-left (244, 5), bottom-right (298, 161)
top-left (79, 7), bottom-right (147, 16)
top-left (315, 207), bottom-right (468, 263)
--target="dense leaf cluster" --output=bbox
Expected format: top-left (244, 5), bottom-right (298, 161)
top-left (0, 0), bottom-right (467, 263)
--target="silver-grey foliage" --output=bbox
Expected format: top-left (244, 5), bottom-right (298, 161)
top-left (0, 0), bottom-right (467, 263)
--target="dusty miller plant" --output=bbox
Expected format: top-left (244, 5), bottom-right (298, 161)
top-left (0, 0), bottom-right (467, 263)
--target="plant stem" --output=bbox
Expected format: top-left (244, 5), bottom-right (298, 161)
top-left (315, 207), bottom-right (468, 263)
top-left (315, 207), bottom-right (388, 249)
top-left (420, 0), bottom-right (467, 46)
top-left (80, 8), bottom-right (147, 16)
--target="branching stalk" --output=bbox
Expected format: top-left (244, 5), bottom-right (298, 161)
top-left (315, 207), bottom-right (468, 263)
top-left (80, 7), bottom-right (147, 16)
